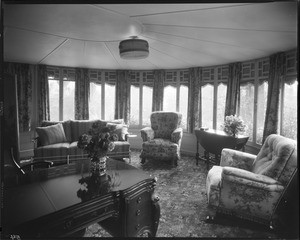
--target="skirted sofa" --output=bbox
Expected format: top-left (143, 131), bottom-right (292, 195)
top-left (33, 119), bottom-right (130, 165)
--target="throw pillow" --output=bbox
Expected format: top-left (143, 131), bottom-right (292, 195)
top-left (106, 123), bottom-right (128, 141)
top-left (36, 123), bottom-right (67, 146)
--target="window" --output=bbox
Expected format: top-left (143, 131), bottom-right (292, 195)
top-left (104, 83), bottom-right (115, 120)
top-left (48, 68), bottom-right (75, 121)
top-left (163, 85), bottom-right (177, 112)
top-left (89, 82), bottom-right (102, 120)
top-left (48, 79), bottom-right (60, 121)
top-left (256, 81), bottom-right (268, 144)
top-left (179, 85), bottom-right (188, 129)
top-left (201, 84), bottom-right (214, 129)
top-left (239, 82), bottom-right (254, 142)
top-left (130, 85), bottom-right (140, 125)
top-left (163, 84), bottom-right (188, 129)
top-left (89, 82), bottom-right (115, 121)
top-left (142, 85), bottom-right (153, 125)
top-left (280, 80), bottom-right (297, 140)
top-left (216, 83), bottom-right (227, 130)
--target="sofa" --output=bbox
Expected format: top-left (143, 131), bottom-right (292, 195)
top-left (33, 119), bottom-right (130, 165)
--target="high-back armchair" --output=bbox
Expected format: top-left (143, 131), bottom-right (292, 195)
top-left (140, 111), bottom-right (183, 167)
top-left (206, 134), bottom-right (297, 229)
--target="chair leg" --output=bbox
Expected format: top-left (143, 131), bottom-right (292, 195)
top-left (205, 207), bottom-right (217, 223)
top-left (141, 157), bottom-right (146, 164)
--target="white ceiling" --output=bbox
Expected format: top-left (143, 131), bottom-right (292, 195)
top-left (3, 2), bottom-right (297, 70)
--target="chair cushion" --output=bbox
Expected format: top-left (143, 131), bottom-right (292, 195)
top-left (142, 138), bottom-right (179, 159)
top-left (252, 134), bottom-right (297, 183)
top-left (150, 112), bottom-right (182, 139)
top-left (36, 123), bottom-right (67, 146)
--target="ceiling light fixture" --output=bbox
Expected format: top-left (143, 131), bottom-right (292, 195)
top-left (119, 36), bottom-right (149, 60)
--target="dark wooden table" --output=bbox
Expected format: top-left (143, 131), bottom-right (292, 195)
top-left (2, 158), bottom-right (160, 238)
top-left (194, 128), bottom-right (249, 170)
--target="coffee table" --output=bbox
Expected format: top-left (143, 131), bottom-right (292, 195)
top-left (2, 158), bottom-right (160, 238)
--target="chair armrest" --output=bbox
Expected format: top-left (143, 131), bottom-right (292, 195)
top-left (220, 148), bottom-right (256, 171)
top-left (171, 128), bottom-right (183, 144)
top-left (222, 166), bottom-right (284, 192)
top-left (141, 127), bottom-right (154, 142)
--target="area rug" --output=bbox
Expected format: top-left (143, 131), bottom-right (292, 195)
top-left (84, 149), bottom-right (296, 238)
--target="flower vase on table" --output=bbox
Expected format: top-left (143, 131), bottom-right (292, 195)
top-left (90, 156), bottom-right (107, 176)
top-left (77, 121), bottom-right (119, 177)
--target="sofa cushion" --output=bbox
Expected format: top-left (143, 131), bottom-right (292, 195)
top-left (33, 142), bottom-right (70, 163)
top-left (71, 120), bottom-right (104, 142)
top-left (36, 123), bottom-right (67, 146)
top-left (106, 123), bottom-right (128, 141)
top-left (41, 120), bottom-right (72, 142)
top-left (68, 141), bottom-right (87, 157)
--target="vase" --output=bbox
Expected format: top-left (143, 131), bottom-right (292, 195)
top-left (90, 156), bottom-right (107, 176)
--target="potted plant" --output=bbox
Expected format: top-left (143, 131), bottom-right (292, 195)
top-left (222, 115), bottom-right (246, 137)
top-left (77, 121), bottom-right (118, 176)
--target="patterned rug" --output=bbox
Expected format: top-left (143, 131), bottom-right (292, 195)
top-left (84, 149), bottom-right (296, 238)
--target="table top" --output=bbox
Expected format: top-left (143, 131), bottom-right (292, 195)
top-left (3, 158), bottom-right (152, 229)
top-left (194, 128), bottom-right (248, 139)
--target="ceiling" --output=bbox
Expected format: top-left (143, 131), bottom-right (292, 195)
top-left (3, 2), bottom-right (297, 70)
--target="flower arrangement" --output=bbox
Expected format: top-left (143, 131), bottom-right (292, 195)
top-left (222, 115), bottom-right (246, 136)
top-left (77, 121), bottom-right (118, 160)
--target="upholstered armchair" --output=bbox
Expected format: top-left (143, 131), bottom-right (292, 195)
top-left (206, 134), bottom-right (297, 229)
top-left (140, 111), bottom-right (183, 167)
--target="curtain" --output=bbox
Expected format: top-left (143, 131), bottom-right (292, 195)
top-left (225, 62), bottom-right (241, 117)
top-left (115, 70), bottom-right (131, 124)
top-left (152, 70), bottom-right (165, 112)
top-left (75, 68), bottom-right (90, 120)
top-left (4, 62), bottom-right (33, 132)
top-left (262, 52), bottom-right (286, 143)
top-left (37, 64), bottom-right (50, 125)
top-left (187, 67), bottom-right (202, 133)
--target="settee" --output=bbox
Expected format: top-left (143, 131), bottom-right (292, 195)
top-left (33, 119), bottom-right (130, 165)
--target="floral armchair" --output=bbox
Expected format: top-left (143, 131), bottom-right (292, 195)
top-left (206, 134), bottom-right (297, 228)
top-left (140, 111), bottom-right (183, 167)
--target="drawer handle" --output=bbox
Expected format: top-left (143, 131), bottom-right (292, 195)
top-left (136, 209), bottom-right (141, 216)
top-left (137, 197), bottom-right (142, 203)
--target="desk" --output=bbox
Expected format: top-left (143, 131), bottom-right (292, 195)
top-left (194, 128), bottom-right (249, 170)
top-left (3, 158), bottom-right (160, 238)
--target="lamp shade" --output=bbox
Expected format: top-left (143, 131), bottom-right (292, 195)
top-left (119, 38), bottom-right (149, 59)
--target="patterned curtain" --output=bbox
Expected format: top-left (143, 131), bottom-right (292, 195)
top-left (225, 62), bottom-right (242, 117)
top-left (75, 68), bottom-right (90, 120)
top-left (4, 62), bottom-right (33, 132)
top-left (187, 67), bottom-right (202, 133)
top-left (262, 52), bottom-right (286, 143)
top-left (152, 70), bottom-right (165, 112)
top-left (115, 70), bottom-right (131, 124)
top-left (38, 65), bottom-right (50, 125)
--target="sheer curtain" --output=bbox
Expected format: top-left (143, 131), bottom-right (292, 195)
top-left (152, 70), bottom-right (165, 112)
top-left (75, 68), bottom-right (90, 120)
top-left (115, 70), bottom-right (131, 124)
top-left (262, 52), bottom-right (286, 143)
top-left (225, 62), bottom-right (241, 117)
top-left (188, 67), bottom-right (202, 133)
